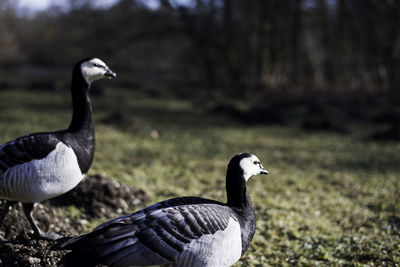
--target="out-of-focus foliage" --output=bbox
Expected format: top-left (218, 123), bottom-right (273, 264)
top-left (0, 0), bottom-right (399, 97)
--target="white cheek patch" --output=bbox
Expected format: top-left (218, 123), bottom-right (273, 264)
top-left (81, 62), bottom-right (105, 84)
top-left (80, 58), bottom-right (109, 84)
top-left (239, 156), bottom-right (261, 181)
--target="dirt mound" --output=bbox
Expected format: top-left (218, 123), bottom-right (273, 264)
top-left (0, 238), bottom-right (66, 267)
top-left (0, 202), bottom-right (82, 266)
top-left (50, 174), bottom-right (147, 218)
top-left (0, 202), bottom-right (85, 241)
top-left (0, 174), bottom-right (147, 266)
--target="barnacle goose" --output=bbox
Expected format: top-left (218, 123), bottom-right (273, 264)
top-left (0, 58), bottom-right (116, 240)
top-left (56, 153), bottom-right (268, 267)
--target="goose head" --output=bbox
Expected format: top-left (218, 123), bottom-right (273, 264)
top-left (236, 153), bottom-right (268, 181)
top-left (80, 58), bottom-right (116, 85)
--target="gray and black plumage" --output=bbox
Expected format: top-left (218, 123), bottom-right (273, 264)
top-left (56, 153), bottom-right (268, 267)
top-left (0, 58), bottom-right (116, 240)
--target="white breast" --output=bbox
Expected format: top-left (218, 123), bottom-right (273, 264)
top-left (0, 142), bottom-right (83, 203)
top-left (177, 217), bottom-right (242, 267)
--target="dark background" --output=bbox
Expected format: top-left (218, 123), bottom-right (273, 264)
top-left (1, 0), bottom-right (399, 100)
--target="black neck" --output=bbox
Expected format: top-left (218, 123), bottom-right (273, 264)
top-left (68, 67), bottom-right (93, 133)
top-left (226, 166), bottom-right (252, 209)
top-left (225, 160), bottom-right (256, 255)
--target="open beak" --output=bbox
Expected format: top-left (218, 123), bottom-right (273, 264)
top-left (104, 68), bottom-right (116, 79)
top-left (260, 165), bottom-right (269, 175)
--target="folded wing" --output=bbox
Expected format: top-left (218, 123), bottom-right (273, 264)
top-left (58, 197), bottom-right (235, 267)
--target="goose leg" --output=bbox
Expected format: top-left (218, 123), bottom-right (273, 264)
top-left (22, 202), bottom-right (63, 240)
top-left (0, 200), bottom-right (17, 241)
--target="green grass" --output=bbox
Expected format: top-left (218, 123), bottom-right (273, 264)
top-left (0, 87), bottom-right (399, 266)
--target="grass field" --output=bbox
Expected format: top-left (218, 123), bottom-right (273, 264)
top-left (0, 86), bottom-right (399, 266)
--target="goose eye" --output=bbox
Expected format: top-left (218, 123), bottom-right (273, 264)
top-left (93, 63), bottom-right (102, 68)
top-left (253, 161), bottom-right (258, 165)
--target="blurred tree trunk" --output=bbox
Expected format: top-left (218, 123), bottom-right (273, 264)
top-left (335, 0), bottom-right (347, 85)
top-left (254, 0), bottom-right (267, 90)
top-left (381, 1), bottom-right (400, 100)
top-left (223, 0), bottom-right (244, 93)
top-left (0, 7), bottom-right (22, 67)
top-left (160, 0), bottom-right (172, 9)
top-left (176, 4), bottom-right (218, 89)
top-left (290, 0), bottom-right (302, 85)
top-left (354, 0), bottom-right (400, 98)
top-left (317, 0), bottom-right (336, 87)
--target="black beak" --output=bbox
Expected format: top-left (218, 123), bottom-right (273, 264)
top-left (105, 68), bottom-right (116, 79)
top-left (260, 165), bottom-right (269, 175)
